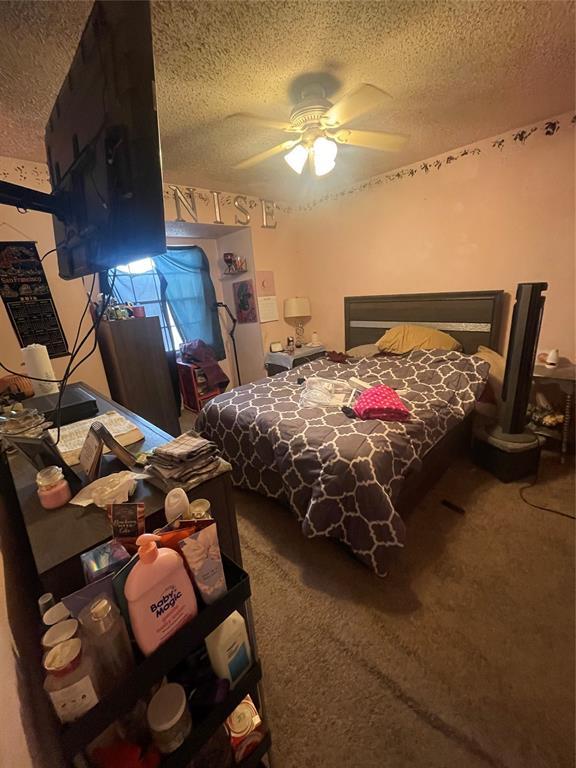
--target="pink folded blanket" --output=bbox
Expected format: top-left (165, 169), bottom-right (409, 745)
top-left (353, 384), bottom-right (410, 421)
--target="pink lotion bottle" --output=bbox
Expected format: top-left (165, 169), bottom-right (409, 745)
top-left (124, 534), bottom-right (198, 656)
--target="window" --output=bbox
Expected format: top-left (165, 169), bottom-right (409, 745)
top-left (109, 247), bottom-right (224, 359)
top-left (111, 257), bottom-right (183, 351)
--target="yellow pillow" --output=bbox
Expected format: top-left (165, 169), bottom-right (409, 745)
top-left (376, 324), bottom-right (462, 353)
top-left (474, 345), bottom-right (505, 402)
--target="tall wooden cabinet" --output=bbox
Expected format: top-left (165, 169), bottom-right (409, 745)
top-left (97, 316), bottom-right (181, 436)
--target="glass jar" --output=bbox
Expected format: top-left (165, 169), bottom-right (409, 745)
top-left (36, 466), bottom-right (71, 509)
top-left (147, 683), bottom-right (192, 754)
top-left (43, 638), bottom-right (101, 723)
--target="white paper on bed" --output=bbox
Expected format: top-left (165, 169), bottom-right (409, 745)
top-left (299, 377), bottom-right (357, 408)
top-left (49, 411), bottom-right (144, 466)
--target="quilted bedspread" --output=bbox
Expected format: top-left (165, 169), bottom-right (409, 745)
top-left (196, 350), bottom-right (488, 575)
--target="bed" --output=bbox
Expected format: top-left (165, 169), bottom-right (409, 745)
top-left (197, 290), bottom-right (504, 575)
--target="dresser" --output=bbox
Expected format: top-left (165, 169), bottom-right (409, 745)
top-left (264, 344), bottom-right (326, 376)
top-left (97, 316), bottom-right (181, 436)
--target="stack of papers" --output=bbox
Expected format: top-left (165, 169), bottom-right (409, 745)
top-left (146, 431), bottom-right (229, 491)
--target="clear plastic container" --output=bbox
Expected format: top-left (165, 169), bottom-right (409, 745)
top-left (299, 377), bottom-right (355, 408)
top-left (147, 683), bottom-right (192, 754)
top-left (43, 638), bottom-right (101, 723)
top-left (36, 466), bottom-right (71, 509)
top-left (79, 597), bottom-right (134, 695)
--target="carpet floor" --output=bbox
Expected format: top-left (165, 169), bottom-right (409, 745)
top-left (235, 452), bottom-right (575, 768)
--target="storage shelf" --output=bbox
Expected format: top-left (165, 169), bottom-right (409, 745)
top-left (162, 663), bottom-right (263, 768)
top-left (237, 730), bottom-right (272, 768)
top-left (220, 269), bottom-right (248, 278)
top-left (61, 556), bottom-right (251, 758)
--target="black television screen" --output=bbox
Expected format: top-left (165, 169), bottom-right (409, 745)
top-left (45, 0), bottom-right (166, 280)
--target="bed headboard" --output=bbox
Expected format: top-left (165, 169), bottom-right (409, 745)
top-left (344, 290), bottom-right (504, 354)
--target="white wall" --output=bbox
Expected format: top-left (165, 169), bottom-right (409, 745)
top-left (216, 229), bottom-right (265, 385)
top-left (293, 113), bottom-right (576, 360)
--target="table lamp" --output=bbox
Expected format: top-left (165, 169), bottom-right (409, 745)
top-left (284, 297), bottom-right (311, 346)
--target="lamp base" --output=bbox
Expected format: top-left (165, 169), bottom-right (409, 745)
top-left (295, 321), bottom-right (305, 347)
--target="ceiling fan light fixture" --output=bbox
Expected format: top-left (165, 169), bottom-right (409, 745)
top-left (312, 136), bottom-right (338, 176)
top-left (284, 143), bottom-right (308, 174)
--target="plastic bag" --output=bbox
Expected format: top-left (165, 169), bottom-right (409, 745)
top-left (70, 471), bottom-right (147, 508)
top-left (299, 377), bottom-right (356, 408)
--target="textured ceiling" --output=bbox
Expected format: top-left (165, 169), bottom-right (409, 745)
top-left (0, 0), bottom-right (574, 202)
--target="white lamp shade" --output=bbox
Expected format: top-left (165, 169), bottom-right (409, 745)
top-left (284, 297), bottom-right (311, 318)
top-left (284, 143), bottom-right (308, 174)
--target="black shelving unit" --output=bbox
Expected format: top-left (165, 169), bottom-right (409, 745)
top-left (55, 556), bottom-right (271, 766)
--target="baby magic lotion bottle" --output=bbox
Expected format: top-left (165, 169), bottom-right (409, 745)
top-left (125, 533), bottom-right (198, 655)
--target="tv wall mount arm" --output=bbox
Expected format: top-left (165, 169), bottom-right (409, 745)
top-left (0, 181), bottom-right (70, 222)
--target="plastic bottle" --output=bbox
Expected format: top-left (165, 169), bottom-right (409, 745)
top-left (205, 611), bottom-right (252, 687)
top-left (164, 487), bottom-right (189, 526)
top-left (124, 533), bottom-right (198, 656)
top-left (80, 597), bottom-right (134, 694)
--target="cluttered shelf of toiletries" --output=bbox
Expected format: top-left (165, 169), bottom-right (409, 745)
top-left (59, 556), bottom-right (257, 759)
top-left (2, 382), bottom-right (270, 766)
top-left (7, 382), bottom-right (243, 593)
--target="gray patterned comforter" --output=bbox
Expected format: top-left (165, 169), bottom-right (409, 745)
top-left (197, 350), bottom-right (488, 574)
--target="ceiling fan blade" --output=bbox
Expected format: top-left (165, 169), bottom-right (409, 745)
top-left (330, 128), bottom-right (408, 152)
top-left (322, 84), bottom-right (391, 128)
top-left (234, 140), bottom-right (300, 170)
top-left (227, 113), bottom-right (299, 132)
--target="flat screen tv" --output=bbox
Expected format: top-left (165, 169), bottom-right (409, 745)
top-left (43, 0), bottom-right (166, 279)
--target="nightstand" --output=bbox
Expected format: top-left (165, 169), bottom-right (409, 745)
top-left (265, 344), bottom-right (326, 376)
top-left (532, 363), bottom-right (575, 463)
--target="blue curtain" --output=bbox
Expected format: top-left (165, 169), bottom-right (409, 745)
top-left (154, 246), bottom-right (225, 360)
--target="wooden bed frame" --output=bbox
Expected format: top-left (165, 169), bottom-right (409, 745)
top-left (345, 289), bottom-right (504, 353)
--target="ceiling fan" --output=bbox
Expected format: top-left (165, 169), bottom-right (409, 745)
top-left (230, 83), bottom-right (408, 177)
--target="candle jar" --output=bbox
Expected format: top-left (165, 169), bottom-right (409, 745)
top-left (36, 466), bottom-right (72, 510)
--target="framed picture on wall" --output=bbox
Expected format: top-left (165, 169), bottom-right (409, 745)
top-left (233, 279), bottom-right (258, 324)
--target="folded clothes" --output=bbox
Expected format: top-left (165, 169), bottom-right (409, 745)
top-left (153, 431), bottom-right (216, 461)
top-left (146, 431), bottom-right (229, 491)
top-left (353, 385), bottom-right (411, 422)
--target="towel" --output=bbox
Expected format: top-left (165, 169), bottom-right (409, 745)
top-left (353, 384), bottom-right (410, 422)
top-left (146, 430), bottom-right (228, 490)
